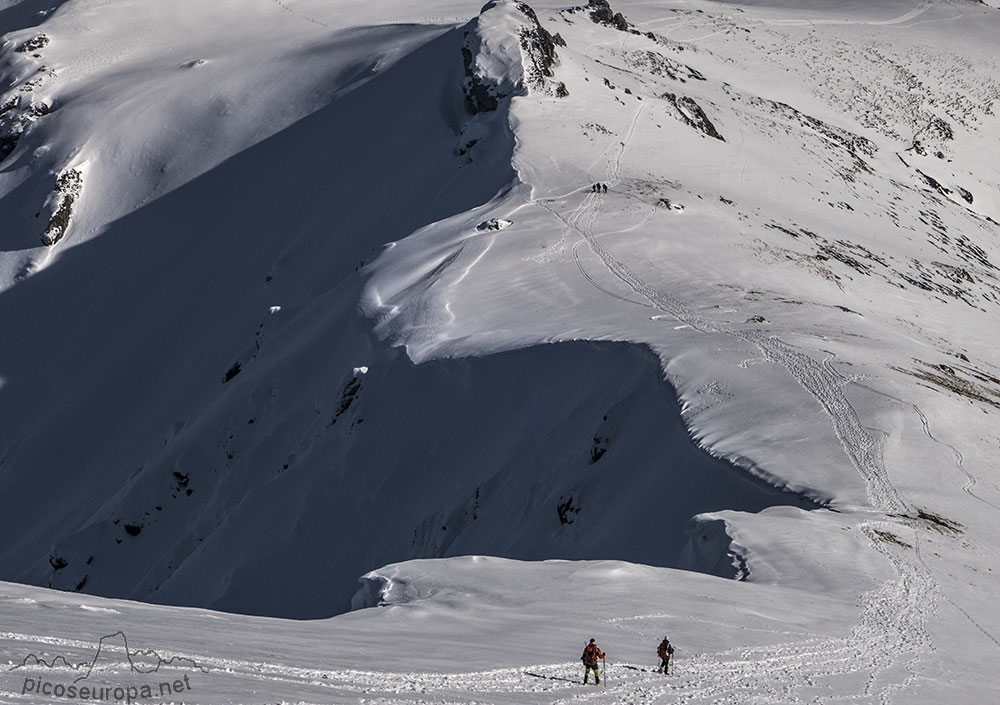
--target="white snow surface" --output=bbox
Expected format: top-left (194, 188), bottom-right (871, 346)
top-left (1, 0), bottom-right (1000, 702)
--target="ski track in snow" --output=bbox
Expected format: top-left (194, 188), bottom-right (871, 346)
top-left (269, 0), bottom-right (329, 28)
top-left (748, 0), bottom-right (934, 27)
top-left (514, 93), bottom-right (949, 703)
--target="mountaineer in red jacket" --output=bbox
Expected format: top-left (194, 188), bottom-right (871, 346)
top-left (581, 638), bottom-right (605, 685)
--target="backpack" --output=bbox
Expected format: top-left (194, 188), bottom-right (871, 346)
top-left (582, 643), bottom-right (598, 664)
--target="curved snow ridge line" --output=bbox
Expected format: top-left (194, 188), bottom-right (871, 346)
top-left (554, 189), bottom-right (908, 515)
top-left (562, 177), bottom-right (909, 514)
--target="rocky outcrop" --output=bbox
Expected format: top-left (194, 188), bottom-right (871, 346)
top-left (16, 34), bottom-right (49, 54)
top-left (41, 168), bottom-right (83, 246)
top-left (0, 33), bottom-right (56, 166)
top-left (588, 0), bottom-right (629, 32)
top-left (514, 2), bottom-right (565, 93)
top-left (462, 0), bottom-right (567, 115)
top-left (662, 93), bottom-right (725, 141)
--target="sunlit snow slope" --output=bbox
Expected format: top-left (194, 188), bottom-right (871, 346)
top-left (1, 0), bottom-right (1000, 702)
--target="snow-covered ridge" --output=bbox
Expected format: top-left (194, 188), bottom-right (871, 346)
top-left (462, 0), bottom-right (567, 115)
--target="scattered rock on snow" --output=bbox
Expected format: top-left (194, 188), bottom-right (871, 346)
top-left (893, 359), bottom-right (1000, 409)
top-left (623, 49), bottom-right (705, 83)
top-left (16, 34), bottom-right (49, 53)
top-left (476, 217), bottom-right (512, 231)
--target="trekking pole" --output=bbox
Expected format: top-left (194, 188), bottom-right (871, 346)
top-left (602, 656), bottom-right (607, 687)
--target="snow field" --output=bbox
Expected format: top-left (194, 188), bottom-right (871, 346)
top-left (0, 0), bottom-right (999, 702)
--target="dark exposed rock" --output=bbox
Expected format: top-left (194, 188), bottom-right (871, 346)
top-left (557, 495), bottom-right (580, 524)
top-left (0, 97), bottom-right (24, 165)
top-left (331, 373), bottom-right (363, 424)
top-left (662, 93), bottom-right (724, 141)
top-left (41, 168), bottom-right (83, 246)
top-left (223, 361), bottom-right (242, 382)
top-left (477, 217), bottom-right (513, 231)
top-left (515, 2), bottom-right (565, 93)
top-left (588, 0), bottom-right (629, 31)
top-left (16, 34), bottom-right (49, 53)
top-left (0, 95), bottom-right (19, 118)
top-left (0, 133), bottom-right (19, 163)
top-left (915, 169), bottom-right (952, 198)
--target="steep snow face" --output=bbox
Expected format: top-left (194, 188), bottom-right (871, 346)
top-left (0, 0), bottom-right (476, 284)
top-left (0, 3), bottom-right (521, 616)
top-left (0, 0), bottom-right (819, 620)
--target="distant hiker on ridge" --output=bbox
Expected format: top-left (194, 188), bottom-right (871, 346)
top-left (581, 638), bottom-right (604, 685)
top-left (657, 635), bottom-right (674, 675)
top-left (602, 183), bottom-right (608, 193)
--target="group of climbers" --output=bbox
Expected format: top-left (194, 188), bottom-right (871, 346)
top-left (580, 635), bottom-right (674, 685)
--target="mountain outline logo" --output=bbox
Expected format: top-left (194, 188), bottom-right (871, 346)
top-left (9, 630), bottom-right (209, 702)
top-left (10, 630), bottom-right (209, 683)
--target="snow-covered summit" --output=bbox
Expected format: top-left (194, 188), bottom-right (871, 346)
top-left (462, 0), bottom-right (567, 113)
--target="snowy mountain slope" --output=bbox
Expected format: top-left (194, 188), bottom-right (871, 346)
top-left (0, 0), bottom-right (999, 702)
top-left (0, 551), bottom-right (994, 705)
top-left (0, 0), bottom-right (816, 618)
top-left (359, 6), bottom-right (1000, 695)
